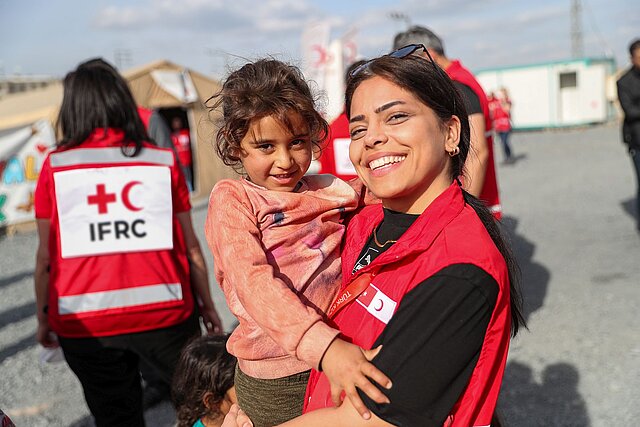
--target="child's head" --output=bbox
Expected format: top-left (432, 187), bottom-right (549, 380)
top-left (209, 58), bottom-right (329, 191)
top-left (172, 335), bottom-right (237, 427)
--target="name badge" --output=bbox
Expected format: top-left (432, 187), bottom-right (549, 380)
top-left (356, 283), bottom-right (397, 324)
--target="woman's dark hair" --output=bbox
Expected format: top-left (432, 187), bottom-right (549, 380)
top-left (56, 58), bottom-right (149, 156)
top-left (171, 334), bottom-right (237, 427)
top-left (346, 55), bottom-right (526, 336)
top-left (207, 58), bottom-right (329, 171)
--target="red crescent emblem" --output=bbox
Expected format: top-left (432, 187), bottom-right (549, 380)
top-left (374, 299), bottom-right (384, 311)
top-left (344, 41), bottom-right (357, 63)
top-left (122, 181), bottom-right (143, 211)
top-left (311, 45), bottom-right (327, 67)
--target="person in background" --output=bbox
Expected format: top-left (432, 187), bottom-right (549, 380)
top-left (318, 59), bottom-right (368, 181)
top-left (138, 104), bottom-right (184, 408)
top-left (171, 116), bottom-right (194, 191)
top-left (34, 57), bottom-right (221, 427)
top-left (616, 38), bottom-right (640, 233)
top-left (393, 26), bottom-right (502, 219)
top-left (172, 335), bottom-right (238, 427)
top-left (137, 106), bottom-right (175, 151)
top-left (488, 88), bottom-right (514, 164)
top-left (205, 58), bottom-right (390, 427)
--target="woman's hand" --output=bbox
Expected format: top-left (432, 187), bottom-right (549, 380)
top-left (320, 338), bottom-right (392, 420)
top-left (221, 404), bottom-right (253, 427)
top-left (36, 320), bottom-right (58, 348)
top-left (200, 303), bottom-right (223, 334)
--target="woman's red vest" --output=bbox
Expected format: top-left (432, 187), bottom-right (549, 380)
top-left (304, 183), bottom-right (512, 426)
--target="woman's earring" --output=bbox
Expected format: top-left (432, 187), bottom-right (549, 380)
top-left (447, 146), bottom-right (460, 157)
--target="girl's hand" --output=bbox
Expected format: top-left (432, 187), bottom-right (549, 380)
top-left (320, 338), bottom-right (392, 420)
top-left (221, 404), bottom-right (253, 427)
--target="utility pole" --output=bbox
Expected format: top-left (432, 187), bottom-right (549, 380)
top-left (114, 49), bottom-right (133, 70)
top-left (571, 0), bottom-right (584, 58)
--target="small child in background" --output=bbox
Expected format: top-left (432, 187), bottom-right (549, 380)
top-left (172, 335), bottom-right (237, 427)
top-left (205, 59), bottom-right (390, 427)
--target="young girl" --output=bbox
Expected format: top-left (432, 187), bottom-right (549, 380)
top-left (172, 335), bottom-right (237, 427)
top-left (205, 59), bottom-right (390, 427)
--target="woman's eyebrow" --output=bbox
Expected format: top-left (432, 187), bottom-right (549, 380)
top-left (350, 100), bottom-right (406, 123)
top-left (375, 100), bottom-right (405, 114)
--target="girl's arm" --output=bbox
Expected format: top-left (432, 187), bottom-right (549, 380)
top-left (320, 339), bottom-right (391, 420)
top-left (206, 182), bottom-right (338, 366)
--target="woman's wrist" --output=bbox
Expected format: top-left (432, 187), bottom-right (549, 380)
top-left (37, 305), bottom-right (49, 323)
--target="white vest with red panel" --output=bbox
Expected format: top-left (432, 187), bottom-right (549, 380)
top-left (37, 131), bottom-right (194, 337)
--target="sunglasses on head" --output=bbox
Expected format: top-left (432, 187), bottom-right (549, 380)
top-left (349, 43), bottom-right (439, 78)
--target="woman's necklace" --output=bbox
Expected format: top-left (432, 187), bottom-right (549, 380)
top-left (373, 224), bottom-right (397, 248)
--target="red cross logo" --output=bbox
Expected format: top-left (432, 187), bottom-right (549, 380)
top-left (87, 184), bottom-right (116, 214)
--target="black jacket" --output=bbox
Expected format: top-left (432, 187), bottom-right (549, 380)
top-left (617, 67), bottom-right (640, 149)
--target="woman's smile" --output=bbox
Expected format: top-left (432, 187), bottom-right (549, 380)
top-left (368, 155), bottom-right (407, 171)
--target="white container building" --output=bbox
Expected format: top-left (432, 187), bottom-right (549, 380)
top-left (475, 58), bottom-right (617, 130)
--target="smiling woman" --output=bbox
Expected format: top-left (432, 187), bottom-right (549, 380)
top-left (223, 48), bottom-right (526, 427)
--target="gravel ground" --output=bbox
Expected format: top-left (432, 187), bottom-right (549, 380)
top-left (1, 123), bottom-right (639, 426)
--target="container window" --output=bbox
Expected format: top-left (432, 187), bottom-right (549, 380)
top-left (559, 72), bottom-right (577, 88)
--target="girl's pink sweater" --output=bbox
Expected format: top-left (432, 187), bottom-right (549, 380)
top-left (205, 175), bottom-right (359, 379)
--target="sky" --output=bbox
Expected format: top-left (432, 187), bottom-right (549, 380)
top-left (0, 0), bottom-right (637, 80)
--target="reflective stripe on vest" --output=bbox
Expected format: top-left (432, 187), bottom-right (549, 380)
top-left (50, 147), bottom-right (174, 168)
top-left (58, 283), bottom-right (183, 315)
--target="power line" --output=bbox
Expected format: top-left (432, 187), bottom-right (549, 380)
top-left (582, 0), bottom-right (614, 58)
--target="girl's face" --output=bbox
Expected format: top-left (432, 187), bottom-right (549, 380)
top-left (348, 76), bottom-right (460, 214)
top-left (238, 112), bottom-right (312, 192)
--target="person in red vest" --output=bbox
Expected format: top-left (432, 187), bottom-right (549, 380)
top-left (222, 46), bottom-right (526, 427)
top-left (171, 116), bottom-right (194, 191)
top-left (137, 106), bottom-right (175, 152)
top-left (318, 60), bottom-right (367, 181)
top-left (488, 89), bottom-right (514, 164)
top-left (392, 26), bottom-right (502, 219)
top-left (33, 58), bottom-right (222, 426)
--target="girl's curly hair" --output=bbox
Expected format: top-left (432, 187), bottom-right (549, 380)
top-left (207, 58), bottom-right (329, 171)
top-left (171, 335), bottom-right (236, 427)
